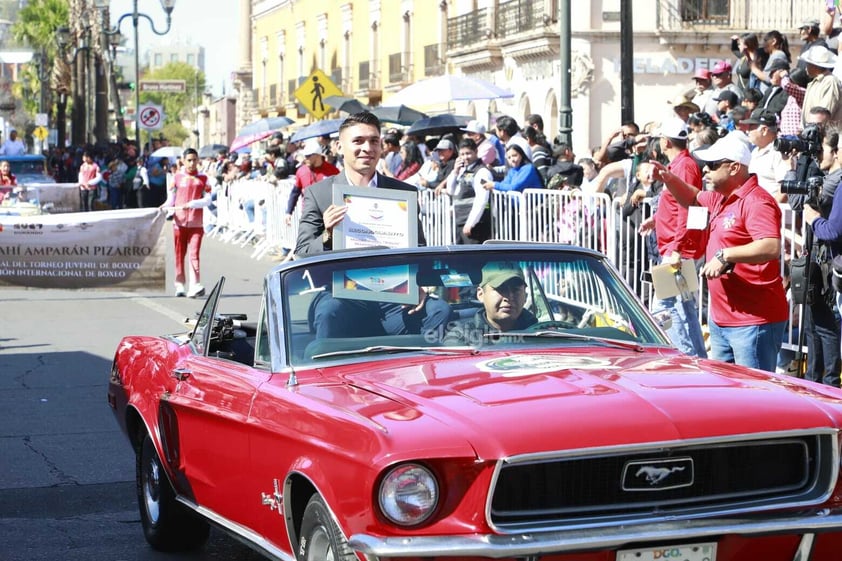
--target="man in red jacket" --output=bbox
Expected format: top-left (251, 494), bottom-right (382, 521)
top-left (284, 137), bottom-right (339, 225)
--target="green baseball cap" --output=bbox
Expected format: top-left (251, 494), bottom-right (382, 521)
top-left (480, 262), bottom-right (525, 289)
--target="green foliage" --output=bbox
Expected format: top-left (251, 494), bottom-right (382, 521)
top-left (11, 0), bottom-right (68, 56)
top-left (161, 122), bottom-right (188, 147)
top-left (10, 0), bottom-right (70, 123)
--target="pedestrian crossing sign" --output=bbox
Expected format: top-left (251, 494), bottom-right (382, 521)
top-left (294, 69), bottom-right (343, 119)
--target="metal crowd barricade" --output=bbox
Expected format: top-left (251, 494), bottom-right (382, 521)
top-left (253, 178), bottom-right (299, 259)
top-left (418, 188), bottom-right (455, 246)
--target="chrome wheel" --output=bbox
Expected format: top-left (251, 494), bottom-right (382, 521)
top-left (136, 432), bottom-right (209, 551)
top-left (303, 525), bottom-right (335, 561)
top-left (142, 451), bottom-right (162, 524)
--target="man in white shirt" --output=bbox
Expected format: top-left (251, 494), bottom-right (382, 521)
top-left (1, 129), bottom-right (26, 156)
top-left (745, 109), bottom-right (789, 202)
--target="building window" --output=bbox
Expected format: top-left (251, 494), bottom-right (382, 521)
top-left (424, 44), bottom-right (442, 76)
top-left (681, 0), bottom-right (729, 24)
top-left (388, 52), bottom-right (402, 84)
top-left (154, 53), bottom-right (163, 66)
top-left (170, 54), bottom-right (178, 63)
top-left (187, 53), bottom-right (195, 65)
top-left (358, 60), bottom-right (369, 89)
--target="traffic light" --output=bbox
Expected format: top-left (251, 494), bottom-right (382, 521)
top-left (129, 82), bottom-right (135, 91)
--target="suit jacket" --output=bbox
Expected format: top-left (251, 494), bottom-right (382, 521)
top-left (759, 86), bottom-right (788, 117)
top-left (295, 173), bottom-right (426, 256)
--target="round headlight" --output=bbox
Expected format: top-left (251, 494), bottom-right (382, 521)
top-left (378, 463), bottom-right (439, 526)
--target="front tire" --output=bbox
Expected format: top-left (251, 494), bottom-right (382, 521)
top-left (298, 494), bottom-right (356, 561)
top-left (136, 432), bottom-right (209, 551)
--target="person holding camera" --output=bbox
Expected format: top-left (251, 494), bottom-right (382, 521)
top-left (800, 130), bottom-right (842, 387)
top-left (649, 132), bottom-right (788, 372)
top-left (745, 109), bottom-right (790, 202)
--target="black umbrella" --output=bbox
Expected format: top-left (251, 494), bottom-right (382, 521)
top-left (238, 116), bottom-right (295, 136)
top-left (323, 95), bottom-right (369, 114)
top-left (406, 114), bottom-right (473, 137)
top-left (198, 144), bottom-right (228, 158)
top-left (289, 118), bottom-right (345, 143)
top-left (370, 105), bottom-right (428, 126)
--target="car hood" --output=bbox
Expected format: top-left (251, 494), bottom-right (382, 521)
top-left (327, 348), bottom-right (842, 459)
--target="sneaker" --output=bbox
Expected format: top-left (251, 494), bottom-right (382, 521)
top-left (187, 284), bottom-right (206, 299)
top-left (174, 283), bottom-right (186, 297)
top-left (776, 360), bottom-right (800, 376)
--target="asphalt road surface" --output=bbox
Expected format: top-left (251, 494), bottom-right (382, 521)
top-left (0, 229), bottom-right (277, 561)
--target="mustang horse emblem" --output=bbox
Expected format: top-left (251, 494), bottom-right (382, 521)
top-left (636, 465), bottom-right (686, 485)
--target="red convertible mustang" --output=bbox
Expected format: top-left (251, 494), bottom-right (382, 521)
top-left (109, 244), bottom-right (842, 561)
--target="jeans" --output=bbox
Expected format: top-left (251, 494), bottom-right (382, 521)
top-left (108, 186), bottom-right (124, 209)
top-left (708, 319), bottom-right (786, 373)
top-left (650, 294), bottom-right (707, 358)
top-left (243, 199), bottom-right (255, 223)
top-left (803, 292), bottom-right (841, 387)
top-left (79, 188), bottom-right (96, 211)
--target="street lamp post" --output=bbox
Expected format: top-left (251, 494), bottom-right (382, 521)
top-left (32, 50), bottom-right (49, 115)
top-left (95, 0), bottom-right (176, 156)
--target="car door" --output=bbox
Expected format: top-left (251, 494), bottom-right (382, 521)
top-left (161, 277), bottom-right (271, 526)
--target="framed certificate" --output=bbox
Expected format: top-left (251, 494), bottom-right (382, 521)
top-left (332, 264), bottom-right (419, 305)
top-left (331, 184), bottom-right (418, 250)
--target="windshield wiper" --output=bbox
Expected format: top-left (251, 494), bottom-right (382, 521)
top-left (486, 330), bottom-right (645, 353)
top-left (312, 345), bottom-right (478, 360)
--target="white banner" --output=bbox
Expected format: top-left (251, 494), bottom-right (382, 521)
top-left (0, 208), bottom-right (166, 291)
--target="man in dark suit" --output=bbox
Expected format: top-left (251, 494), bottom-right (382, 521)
top-left (294, 111), bottom-right (448, 339)
top-left (295, 111), bottom-right (425, 256)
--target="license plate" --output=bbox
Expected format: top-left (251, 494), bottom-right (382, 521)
top-left (616, 541), bottom-right (716, 561)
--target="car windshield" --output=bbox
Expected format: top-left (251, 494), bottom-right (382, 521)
top-left (7, 158), bottom-right (46, 177)
top-left (281, 248), bottom-right (669, 366)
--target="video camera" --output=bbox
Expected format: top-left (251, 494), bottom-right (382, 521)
top-left (774, 124), bottom-right (822, 158)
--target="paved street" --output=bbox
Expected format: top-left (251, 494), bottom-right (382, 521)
top-left (0, 230), bottom-right (274, 560)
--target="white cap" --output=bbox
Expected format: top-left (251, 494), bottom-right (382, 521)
top-left (301, 138), bottom-right (322, 157)
top-left (693, 130), bottom-right (752, 166)
top-left (506, 135), bottom-right (532, 162)
top-left (461, 119), bottom-right (487, 134)
top-left (655, 117), bottom-right (689, 141)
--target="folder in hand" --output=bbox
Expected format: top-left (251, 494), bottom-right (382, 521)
top-left (650, 260), bottom-right (699, 300)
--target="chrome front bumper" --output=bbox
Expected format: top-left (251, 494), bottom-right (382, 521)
top-left (349, 511), bottom-right (842, 559)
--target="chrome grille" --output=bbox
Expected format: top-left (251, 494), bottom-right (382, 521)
top-left (489, 432), bottom-right (838, 531)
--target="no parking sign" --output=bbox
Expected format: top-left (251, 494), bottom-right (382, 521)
top-left (139, 104), bottom-right (165, 130)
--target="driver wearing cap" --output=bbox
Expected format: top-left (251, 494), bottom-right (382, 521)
top-left (443, 262), bottom-right (537, 345)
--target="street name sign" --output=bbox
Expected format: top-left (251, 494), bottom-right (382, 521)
top-left (140, 80), bottom-right (187, 93)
